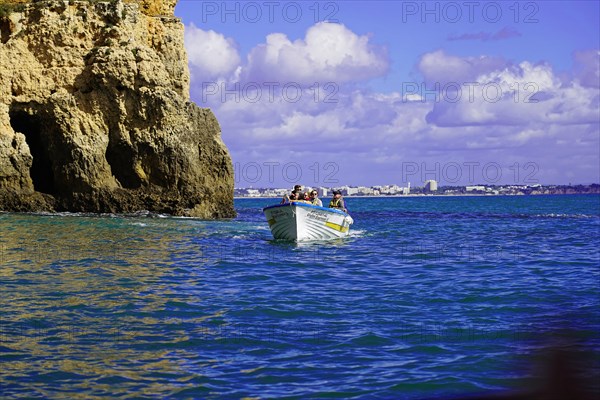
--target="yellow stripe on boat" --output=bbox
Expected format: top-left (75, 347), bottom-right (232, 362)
top-left (325, 222), bottom-right (349, 233)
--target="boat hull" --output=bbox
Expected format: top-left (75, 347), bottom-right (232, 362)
top-left (263, 202), bottom-right (353, 241)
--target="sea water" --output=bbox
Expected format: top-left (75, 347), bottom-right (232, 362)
top-left (1, 195), bottom-right (599, 398)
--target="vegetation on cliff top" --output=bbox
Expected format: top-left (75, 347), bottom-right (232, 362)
top-left (0, 0), bottom-right (175, 17)
top-left (0, 3), bottom-right (25, 18)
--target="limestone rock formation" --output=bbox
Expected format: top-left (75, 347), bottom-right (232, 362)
top-left (0, 0), bottom-right (235, 218)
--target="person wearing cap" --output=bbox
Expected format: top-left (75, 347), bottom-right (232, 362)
top-left (328, 190), bottom-right (347, 213)
top-left (309, 190), bottom-right (323, 207)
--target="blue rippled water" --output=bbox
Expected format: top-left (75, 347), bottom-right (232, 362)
top-left (1, 195), bottom-right (599, 398)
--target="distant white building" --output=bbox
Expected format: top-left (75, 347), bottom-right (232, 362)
top-left (343, 187), bottom-right (359, 196)
top-left (389, 184), bottom-right (402, 194)
top-left (317, 187), bottom-right (328, 197)
top-left (466, 186), bottom-right (486, 192)
top-left (357, 186), bottom-right (374, 195)
top-left (402, 182), bottom-right (411, 195)
top-left (424, 180), bottom-right (438, 192)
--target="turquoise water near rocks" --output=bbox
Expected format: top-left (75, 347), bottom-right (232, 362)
top-left (1, 195), bottom-right (599, 398)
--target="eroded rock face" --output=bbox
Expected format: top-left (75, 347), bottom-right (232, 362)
top-left (0, 0), bottom-right (235, 218)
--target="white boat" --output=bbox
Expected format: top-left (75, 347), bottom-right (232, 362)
top-left (263, 202), bottom-right (354, 241)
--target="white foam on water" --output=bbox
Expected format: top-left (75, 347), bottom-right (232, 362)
top-left (349, 229), bottom-right (367, 237)
top-left (534, 213), bottom-right (596, 219)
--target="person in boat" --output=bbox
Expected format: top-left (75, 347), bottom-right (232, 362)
top-left (292, 192), bottom-right (310, 204)
top-left (328, 190), bottom-right (347, 213)
top-left (310, 190), bottom-right (323, 207)
top-left (281, 190), bottom-right (299, 204)
top-left (282, 185), bottom-right (303, 204)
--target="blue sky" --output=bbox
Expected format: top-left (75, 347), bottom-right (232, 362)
top-left (175, 1), bottom-right (599, 187)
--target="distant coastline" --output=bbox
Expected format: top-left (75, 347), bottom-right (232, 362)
top-left (235, 193), bottom-right (599, 200)
top-left (234, 183), bottom-right (600, 199)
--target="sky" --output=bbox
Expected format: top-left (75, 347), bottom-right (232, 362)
top-left (174, 1), bottom-right (600, 188)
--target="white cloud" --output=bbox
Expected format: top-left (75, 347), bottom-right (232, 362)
top-left (573, 49), bottom-right (600, 88)
top-left (477, 61), bottom-right (559, 92)
top-left (418, 50), bottom-right (506, 85)
top-left (184, 23), bottom-right (241, 80)
top-left (425, 59), bottom-right (600, 127)
top-left (241, 22), bottom-right (389, 85)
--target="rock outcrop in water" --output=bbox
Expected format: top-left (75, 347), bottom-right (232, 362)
top-left (0, 0), bottom-right (235, 218)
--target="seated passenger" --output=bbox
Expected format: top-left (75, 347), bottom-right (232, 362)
top-left (281, 190), bottom-right (299, 204)
top-left (282, 185), bottom-right (303, 203)
top-left (328, 190), bottom-right (348, 213)
top-left (310, 190), bottom-right (323, 207)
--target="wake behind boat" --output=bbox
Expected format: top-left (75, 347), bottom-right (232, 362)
top-left (263, 202), bottom-right (354, 241)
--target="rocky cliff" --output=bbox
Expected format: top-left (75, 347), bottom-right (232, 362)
top-left (0, 0), bottom-right (235, 218)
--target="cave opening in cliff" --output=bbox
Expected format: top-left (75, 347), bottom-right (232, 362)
top-left (0, 17), bottom-right (10, 44)
top-left (106, 134), bottom-right (142, 190)
top-left (9, 106), bottom-right (56, 195)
